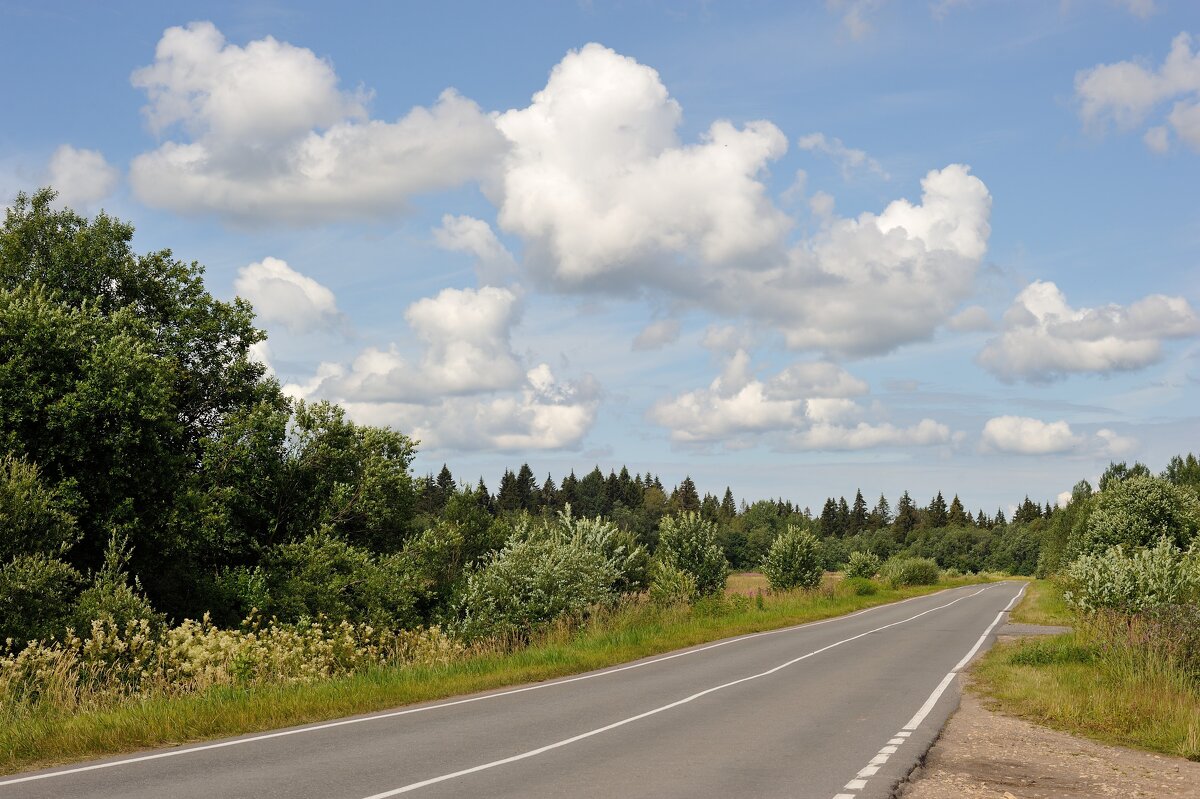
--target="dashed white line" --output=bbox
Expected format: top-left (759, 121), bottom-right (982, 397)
top-left (830, 581), bottom-right (1026, 799)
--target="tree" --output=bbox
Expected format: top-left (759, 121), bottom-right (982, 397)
top-left (435, 465), bottom-right (456, 510)
top-left (1098, 461), bottom-right (1152, 492)
top-left (496, 469), bottom-right (519, 512)
top-left (869, 493), bottom-right (892, 528)
top-left (1068, 475), bottom-right (1200, 557)
top-left (947, 495), bottom-right (969, 527)
top-left (673, 476), bottom-right (701, 513)
top-left (850, 490), bottom-right (868, 534)
top-left (894, 491), bottom-right (920, 537)
top-left (720, 487), bottom-right (738, 521)
top-left (925, 492), bottom-right (948, 528)
top-left (1163, 454), bottom-right (1200, 491)
top-left (515, 463), bottom-right (538, 511)
top-left (819, 498), bottom-right (840, 537)
top-left (575, 467), bottom-right (608, 518)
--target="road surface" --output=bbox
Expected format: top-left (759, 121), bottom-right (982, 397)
top-left (0, 581), bottom-right (1026, 799)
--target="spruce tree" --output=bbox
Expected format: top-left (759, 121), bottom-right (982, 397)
top-left (850, 489), bottom-right (868, 534)
top-left (515, 463), bottom-right (537, 511)
top-left (926, 492), bottom-right (949, 528)
top-left (894, 491), bottom-right (920, 537)
top-left (819, 497), bottom-right (839, 537)
top-left (947, 494), bottom-right (968, 527)
top-left (720, 487), bottom-right (738, 520)
top-left (869, 493), bottom-right (892, 528)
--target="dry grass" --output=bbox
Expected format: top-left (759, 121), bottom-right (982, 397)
top-left (725, 571), bottom-right (770, 595)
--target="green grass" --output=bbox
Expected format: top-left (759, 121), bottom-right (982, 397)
top-left (973, 582), bottom-right (1200, 761)
top-left (0, 576), bottom-right (991, 775)
top-left (1009, 578), bottom-right (1073, 626)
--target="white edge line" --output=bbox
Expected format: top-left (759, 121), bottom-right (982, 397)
top-left (355, 588), bottom-right (992, 798)
top-left (0, 584), bottom-right (985, 788)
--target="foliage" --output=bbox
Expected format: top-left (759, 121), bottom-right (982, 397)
top-left (455, 534), bottom-right (618, 642)
top-left (71, 533), bottom-right (164, 636)
top-left (838, 576), bottom-right (878, 596)
top-left (879, 556), bottom-right (940, 587)
top-left (844, 550), bottom-right (881, 579)
top-left (0, 454), bottom-right (79, 561)
top-left (1069, 476), bottom-right (1200, 559)
top-left (647, 559), bottom-right (698, 606)
top-left (0, 554), bottom-right (84, 645)
top-left (656, 512), bottom-right (730, 596)
top-left (1063, 537), bottom-right (1200, 615)
top-left (229, 529), bottom-right (421, 629)
top-left (760, 526), bottom-right (822, 591)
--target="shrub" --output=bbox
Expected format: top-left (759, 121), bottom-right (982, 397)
top-left (845, 551), bottom-right (881, 580)
top-left (880, 557), bottom-right (940, 587)
top-left (0, 554), bottom-right (84, 645)
top-left (71, 533), bottom-right (164, 635)
top-left (648, 559), bottom-right (697, 606)
top-left (0, 454), bottom-right (79, 561)
top-left (761, 526), bottom-right (822, 591)
top-left (839, 576), bottom-right (878, 596)
top-left (656, 512), bottom-right (730, 596)
top-left (1063, 537), bottom-right (1200, 615)
top-left (455, 535), bottom-right (618, 642)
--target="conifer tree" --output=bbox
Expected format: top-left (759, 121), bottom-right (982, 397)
top-left (720, 487), bottom-right (738, 520)
top-left (926, 491), bottom-right (949, 528)
top-left (850, 489), bottom-right (868, 534)
top-left (947, 494), bottom-right (969, 527)
top-left (819, 497), bottom-right (839, 537)
top-left (676, 476), bottom-right (701, 512)
top-left (836, 496), bottom-right (850, 534)
top-left (515, 463), bottom-right (538, 511)
top-left (894, 491), bottom-right (920, 536)
top-left (869, 493), bottom-right (892, 528)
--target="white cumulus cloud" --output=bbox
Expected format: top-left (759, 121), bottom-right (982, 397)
top-left (129, 21), bottom-right (506, 223)
top-left (433, 215), bottom-right (518, 285)
top-left (282, 287), bottom-right (597, 451)
top-left (977, 281), bottom-right (1199, 382)
top-left (649, 350), bottom-right (951, 450)
top-left (1075, 32), bottom-right (1200, 152)
top-left (981, 416), bottom-right (1138, 456)
top-left (234, 257), bottom-right (341, 334)
top-left (47, 145), bottom-right (118, 207)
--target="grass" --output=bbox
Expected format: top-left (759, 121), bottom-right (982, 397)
top-left (972, 580), bottom-right (1200, 761)
top-left (725, 571), bottom-right (770, 595)
top-left (0, 575), bottom-right (992, 776)
top-left (1009, 578), bottom-right (1073, 626)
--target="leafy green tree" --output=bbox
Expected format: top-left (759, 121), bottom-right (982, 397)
top-left (0, 454), bottom-right (79, 561)
top-left (1163, 454), bottom-right (1200, 491)
top-left (0, 554), bottom-right (84, 644)
top-left (656, 512), bottom-right (729, 596)
top-left (1068, 475), bottom-right (1200, 558)
top-left (761, 526), bottom-right (822, 591)
top-left (1098, 460), bottom-right (1152, 492)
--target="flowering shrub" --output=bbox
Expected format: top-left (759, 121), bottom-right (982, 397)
top-left (844, 551), bottom-right (881, 580)
top-left (0, 614), bottom-right (461, 714)
top-left (761, 526), bottom-right (822, 591)
top-left (648, 559), bottom-right (697, 606)
top-left (1069, 475), bottom-right (1200, 558)
top-left (1063, 537), bottom-right (1200, 615)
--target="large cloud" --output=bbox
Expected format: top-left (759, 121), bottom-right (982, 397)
top-left (648, 350), bottom-right (952, 450)
top-left (234, 257), bottom-right (341, 333)
top-left (492, 44), bottom-right (992, 357)
top-left (491, 43), bottom-right (791, 289)
top-left (981, 416), bottom-right (1137, 456)
top-left (129, 22), bottom-right (505, 223)
top-left (282, 287), bottom-right (598, 451)
top-left (977, 281), bottom-right (1199, 382)
top-left (1076, 32), bottom-right (1200, 151)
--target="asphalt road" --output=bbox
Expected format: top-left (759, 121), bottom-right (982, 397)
top-left (0, 581), bottom-right (1026, 799)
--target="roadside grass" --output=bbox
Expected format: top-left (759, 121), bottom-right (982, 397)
top-left (0, 575), bottom-right (993, 776)
top-left (1009, 578), bottom-right (1073, 626)
top-left (972, 580), bottom-right (1200, 761)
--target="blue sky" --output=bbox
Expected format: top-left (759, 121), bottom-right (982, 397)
top-left (2, 0), bottom-right (1198, 514)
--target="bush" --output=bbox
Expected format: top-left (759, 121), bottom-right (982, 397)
top-left (761, 526), bottom-right (822, 591)
top-left (71, 533), bottom-right (164, 635)
top-left (1069, 476), bottom-right (1200, 559)
top-left (0, 554), bottom-right (83, 644)
top-left (648, 559), bottom-right (697, 606)
top-left (839, 576), bottom-right (878, 596)
top-left (845, 551), bottom-right (881, 579)
top-left (880, 557), bottom-right (940, 587)
top-left (656, 512), bottom-right (730, 597)
top-left (1063, 537), bottom-right (1200, 615)
top-left (455, 535), bottom-right (618, 642)
top-left (0, 454), bottom-right (80, 561)
top-left (238, 530), bottom-right (421, 629)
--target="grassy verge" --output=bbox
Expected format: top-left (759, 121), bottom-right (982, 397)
top-left (1009, 578), bottom-right (1072, 626)
top-left (1, 575), bottom-right (990, 775)
top-left (972, 580), bottom-right (1200, 760)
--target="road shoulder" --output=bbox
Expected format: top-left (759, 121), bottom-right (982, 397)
top-left (897, 638), bottom-right (1200, 799)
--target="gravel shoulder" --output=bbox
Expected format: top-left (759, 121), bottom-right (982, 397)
top-left (898, 633), bottom-right (1200, 799)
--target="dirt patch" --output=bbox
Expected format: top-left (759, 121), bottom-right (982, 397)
top-left (898, 691), bottom-right (1200, 798)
